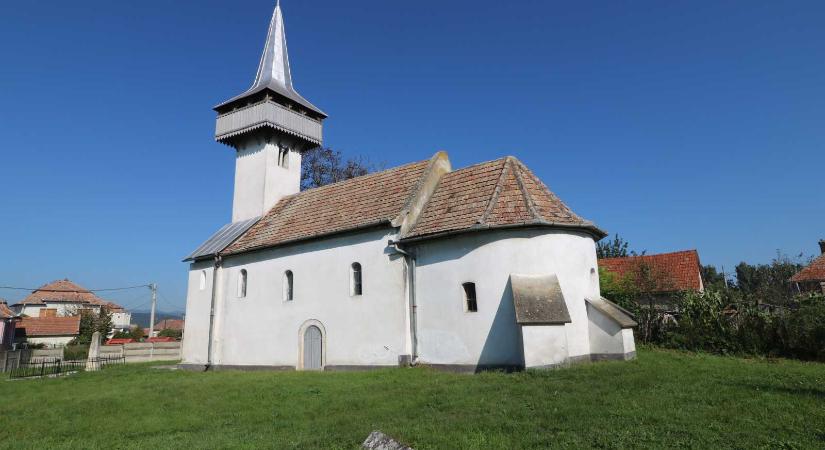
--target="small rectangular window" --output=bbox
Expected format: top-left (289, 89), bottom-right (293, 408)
top-left (463, 282), bottom-right (477, 312)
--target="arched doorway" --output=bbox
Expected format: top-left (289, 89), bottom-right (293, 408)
top-left (303, 325), bottom-right (323, 370)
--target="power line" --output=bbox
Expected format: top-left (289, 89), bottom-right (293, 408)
top-left (0, 283), bottom-right (151, 293)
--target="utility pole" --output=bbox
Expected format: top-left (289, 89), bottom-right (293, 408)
top-left (148, 283), bottom-right (157, 338)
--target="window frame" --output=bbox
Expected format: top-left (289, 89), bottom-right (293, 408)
top-left (462, 282), bottom-right (478, 312)
top-left (199, 270), bottom-right (207, 291)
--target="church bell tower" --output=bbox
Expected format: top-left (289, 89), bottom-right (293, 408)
top-left (214, 2), bottom-right (326, 222)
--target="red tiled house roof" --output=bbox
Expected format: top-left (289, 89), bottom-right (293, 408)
top-left (222, 153), bottom-right (604, 256)
top-left (790, 254), bottom-right (825, 283)
top-left (15, 316), bottom-right (81, 337)
top-left (0, 301), bottom-right (15, 319)
top-left (17, 279), bottom-right (125, 310)
top-left (599, 250), bottom-right (704, 293)
top-left (154, 319), bottom-right (184, 331)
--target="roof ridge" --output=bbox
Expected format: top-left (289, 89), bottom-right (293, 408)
top-left (478, 158), bottom-right (512, 226)
top-left (510, 157), bottom-right (542, 223)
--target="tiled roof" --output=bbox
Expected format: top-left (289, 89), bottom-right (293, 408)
top-left (221, 153), bottom-right (603, 256)
top-left (403, 157), bottom-right (603, 240)
top-left (223, 159), bottom-right (431, 255)
top-left (154, 319), bottom-right (184, 331)
top-left (17, 279), bottom-right (125, 310)
top-left (599, 250), bottom-right (703, 292)
top-left (0, 301), bottom-right (15, 319)
top-left (15, 316), bottom-right (80, 337)
top-left (790, 254), bottom-right (825, 283)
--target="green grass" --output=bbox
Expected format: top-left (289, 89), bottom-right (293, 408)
top-left (2, 347), bottom-right (823, 449)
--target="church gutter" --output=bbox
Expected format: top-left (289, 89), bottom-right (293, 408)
top-left (398, 221), bottom-right (609, 245)
top-left (206, 255), bottom-right (223, 371)
top-left (389, 240), bottom-right (418, 365)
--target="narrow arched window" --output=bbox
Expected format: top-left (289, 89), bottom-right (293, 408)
top-left (351, 263), bottom-right (362, 296)
top-left (238, 269), bottom-right (247, 298)
top-left (283, 270), bottom-right (294, 301)
top-left (462, 282), bottom-right (477, 312)
top-left (199, 270), bottom-right (207, 291)
top-left (277, 147), bottom-right (289, 168)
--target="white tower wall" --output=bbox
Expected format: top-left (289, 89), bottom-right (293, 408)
top-left (232, 139), bottom-right (302, 222)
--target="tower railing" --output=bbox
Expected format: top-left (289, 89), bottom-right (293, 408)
top-left (216, 99), bottom-right (323, 145)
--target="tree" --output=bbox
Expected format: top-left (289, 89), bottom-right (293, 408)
top-left (701, 265), bottom-right (730, 290)
top-left (734, 252), bottom-right (808, 306)
top-left (71, 307), bottom-right (114, 345)
top-left (596, 234), bottom-right (645, 259)
top-left (158, 328), bottom-right (183, 339)
top-left (300, 147), bottom-right (380, 190)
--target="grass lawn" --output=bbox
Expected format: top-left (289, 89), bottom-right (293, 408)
top-left (2, 347), bottom-right (823, 449)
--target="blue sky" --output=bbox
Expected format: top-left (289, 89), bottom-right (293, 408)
top-left (1, 0), bottom-right (823, 310)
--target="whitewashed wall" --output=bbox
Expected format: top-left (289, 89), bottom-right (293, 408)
top-left (183, 228), bottom-right (408, 368)
top-left (181, 261), bottom-right (215, 365)
top-left (413, 229), bottom-right (600, 367)
top-left (232, 140), bottom-right (302, 222)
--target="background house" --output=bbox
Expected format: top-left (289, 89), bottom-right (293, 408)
top-left (599, 250), bottom-right (704, 311)
top-left (152, 319), bottom-right (184, 338)
top-left (0, 300), bottom-right (20, 349)
top-left (790, 240), bottom-right (825, 294)
top-left (14, 316), bottom-right (81, 347)
top-left (12, 279), bottom-right (131, 332)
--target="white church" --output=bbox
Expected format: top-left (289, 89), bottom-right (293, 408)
top-left (181, 3), bottom-right (636, 372)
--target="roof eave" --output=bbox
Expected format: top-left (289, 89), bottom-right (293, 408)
top-left (399, 221), bottom-right (608, 245)
top-left (220, 220), bottom-right (395, 259)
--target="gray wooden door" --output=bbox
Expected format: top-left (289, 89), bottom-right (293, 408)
top-left (303, 325), bottom-right (322, 369)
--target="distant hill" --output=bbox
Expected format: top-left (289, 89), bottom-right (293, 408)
top-left (131, 310), bottom-right (184, 328)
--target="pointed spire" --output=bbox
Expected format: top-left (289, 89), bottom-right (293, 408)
top-left (251, 1), bottom-right (293, 94)
top-left (215, 1), bottom-right (325, 117)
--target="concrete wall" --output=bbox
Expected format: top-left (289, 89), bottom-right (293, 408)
top-left (413, 229), bottom-right (600, 368)
top-left (182, 228), bottom-right (408, 369)
top-left (232, 139), bottom-right (302, 222)
top-left (522, 325), bottom-right (569, 368)
top-left (586, 302), bottom-right (636, 358)
top-left (25, 336), bottom-right (76, 347)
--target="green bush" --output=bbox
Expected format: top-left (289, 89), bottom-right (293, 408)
top-left (655, 289), bottom-right (825, 361)
top-left (157, 328), bottom-right (182, 339)
top-left (63, 344), bottom-right (89, 361)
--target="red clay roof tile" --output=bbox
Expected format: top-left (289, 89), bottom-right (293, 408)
top-left (790, 254), bottom-right (825, 283)
top-left (599, 250), bottom-right (703, 292)
top-left (223, 159), bottom-right (431, 255)
top-left (17, 279), bottom-right (125, 310)
top-left (404, 157), bottom-right (602, 239)
top-left (15, 316), bottom-right (80, 337)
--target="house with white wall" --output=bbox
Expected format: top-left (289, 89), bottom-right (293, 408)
top-left (13, 279), bottom-right (131, 333)
top-left (181, 3), bottom-right (636, 372)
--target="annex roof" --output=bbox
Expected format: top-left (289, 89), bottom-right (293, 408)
top-left (790, 254), bottom-right (825, 283)
top-left (17, 279), bottom-right (125, 310)
top-left (586, 297), bottom-right (637, 329)
top-left (184, 217), bottom-right (261, 261)
top-left (599, 250), bottom-right (703, 293)
top-left (510, 274), bottom-right (571, 325)
top-left (402, 156), bottom-right (605, 241)
top-left (15, 316), bottom-right (81, 337)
